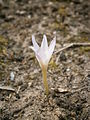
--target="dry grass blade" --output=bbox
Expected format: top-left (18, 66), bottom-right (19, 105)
top-left (55, 42), bottom-right (90, 54)
top-left (0, 85), bottom-right (15, 92)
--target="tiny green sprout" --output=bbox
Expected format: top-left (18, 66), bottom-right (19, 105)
top-left (30, 35), bottom-right (56, 96)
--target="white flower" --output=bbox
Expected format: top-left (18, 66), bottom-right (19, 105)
top-left (30, 34), bottom-right (56, 68)
top-left (30, 34), bottom-right (56, 95)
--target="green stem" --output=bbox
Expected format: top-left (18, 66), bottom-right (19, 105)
top-left (42, 67), bottom-right (49, 96)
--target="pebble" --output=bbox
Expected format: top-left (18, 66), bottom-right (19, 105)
top-left (10, 72), bottom-right (15, 81)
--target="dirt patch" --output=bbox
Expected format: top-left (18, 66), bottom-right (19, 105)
top-left (0, 0), bottom-right (90, 120)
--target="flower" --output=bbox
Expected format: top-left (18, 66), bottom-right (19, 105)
top-left (30, 34), bottom-right (56, 69)
top-left (30, 34), bottom-right (56, 96)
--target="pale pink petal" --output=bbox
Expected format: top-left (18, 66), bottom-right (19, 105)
top-left (48, 36), bottom-right (56, 59)
top-left (35, 53), bottom-right (43, 68)
top-left (30, 46), bottom-right (44, 67)
top-left (36, 49), bottom-right (49, 67)
top-left (32, 35), bottom-right (39, 51)
top-left (41, 34), bottom-right (48, 51)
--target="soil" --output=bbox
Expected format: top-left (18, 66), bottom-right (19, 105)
top-left (0, 0), bottom-right (90, 120)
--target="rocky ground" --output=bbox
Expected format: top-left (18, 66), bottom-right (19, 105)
top-left (0, 0), bottom-right (90, 120)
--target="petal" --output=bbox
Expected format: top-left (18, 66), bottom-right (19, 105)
top-left (35, 53), bottom-right (43, 67)
top-left (30, 46), bottom-right (44, 67)
top-left (41, 34), bottom-right (48, 51)
top-left (36, 52), bottom-right (48, 68)
top-left (48, 36), bottom-right (56, 60)
top-left (32, 35), bottom-right (39, 51)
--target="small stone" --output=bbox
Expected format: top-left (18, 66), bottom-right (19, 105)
top-left (57, 87), bottom-right (69, 93)
top-left (10, 72), bottom-right (15, 81)
top-left (67, 68), bottom-right (70, 72)
top-left (16, 10), bottom-right (26, 15)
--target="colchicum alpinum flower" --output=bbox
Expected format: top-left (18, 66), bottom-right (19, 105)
top-left (30, 35), bottom-right (56, 95)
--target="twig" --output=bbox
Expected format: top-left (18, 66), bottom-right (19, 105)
top-left (0, 85), bottom-right (15, 92)
top-left (55, 42), bottom-right (90, 54)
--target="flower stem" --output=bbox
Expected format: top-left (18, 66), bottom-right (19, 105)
top-left (42, 67), bottom-right (49, 96)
